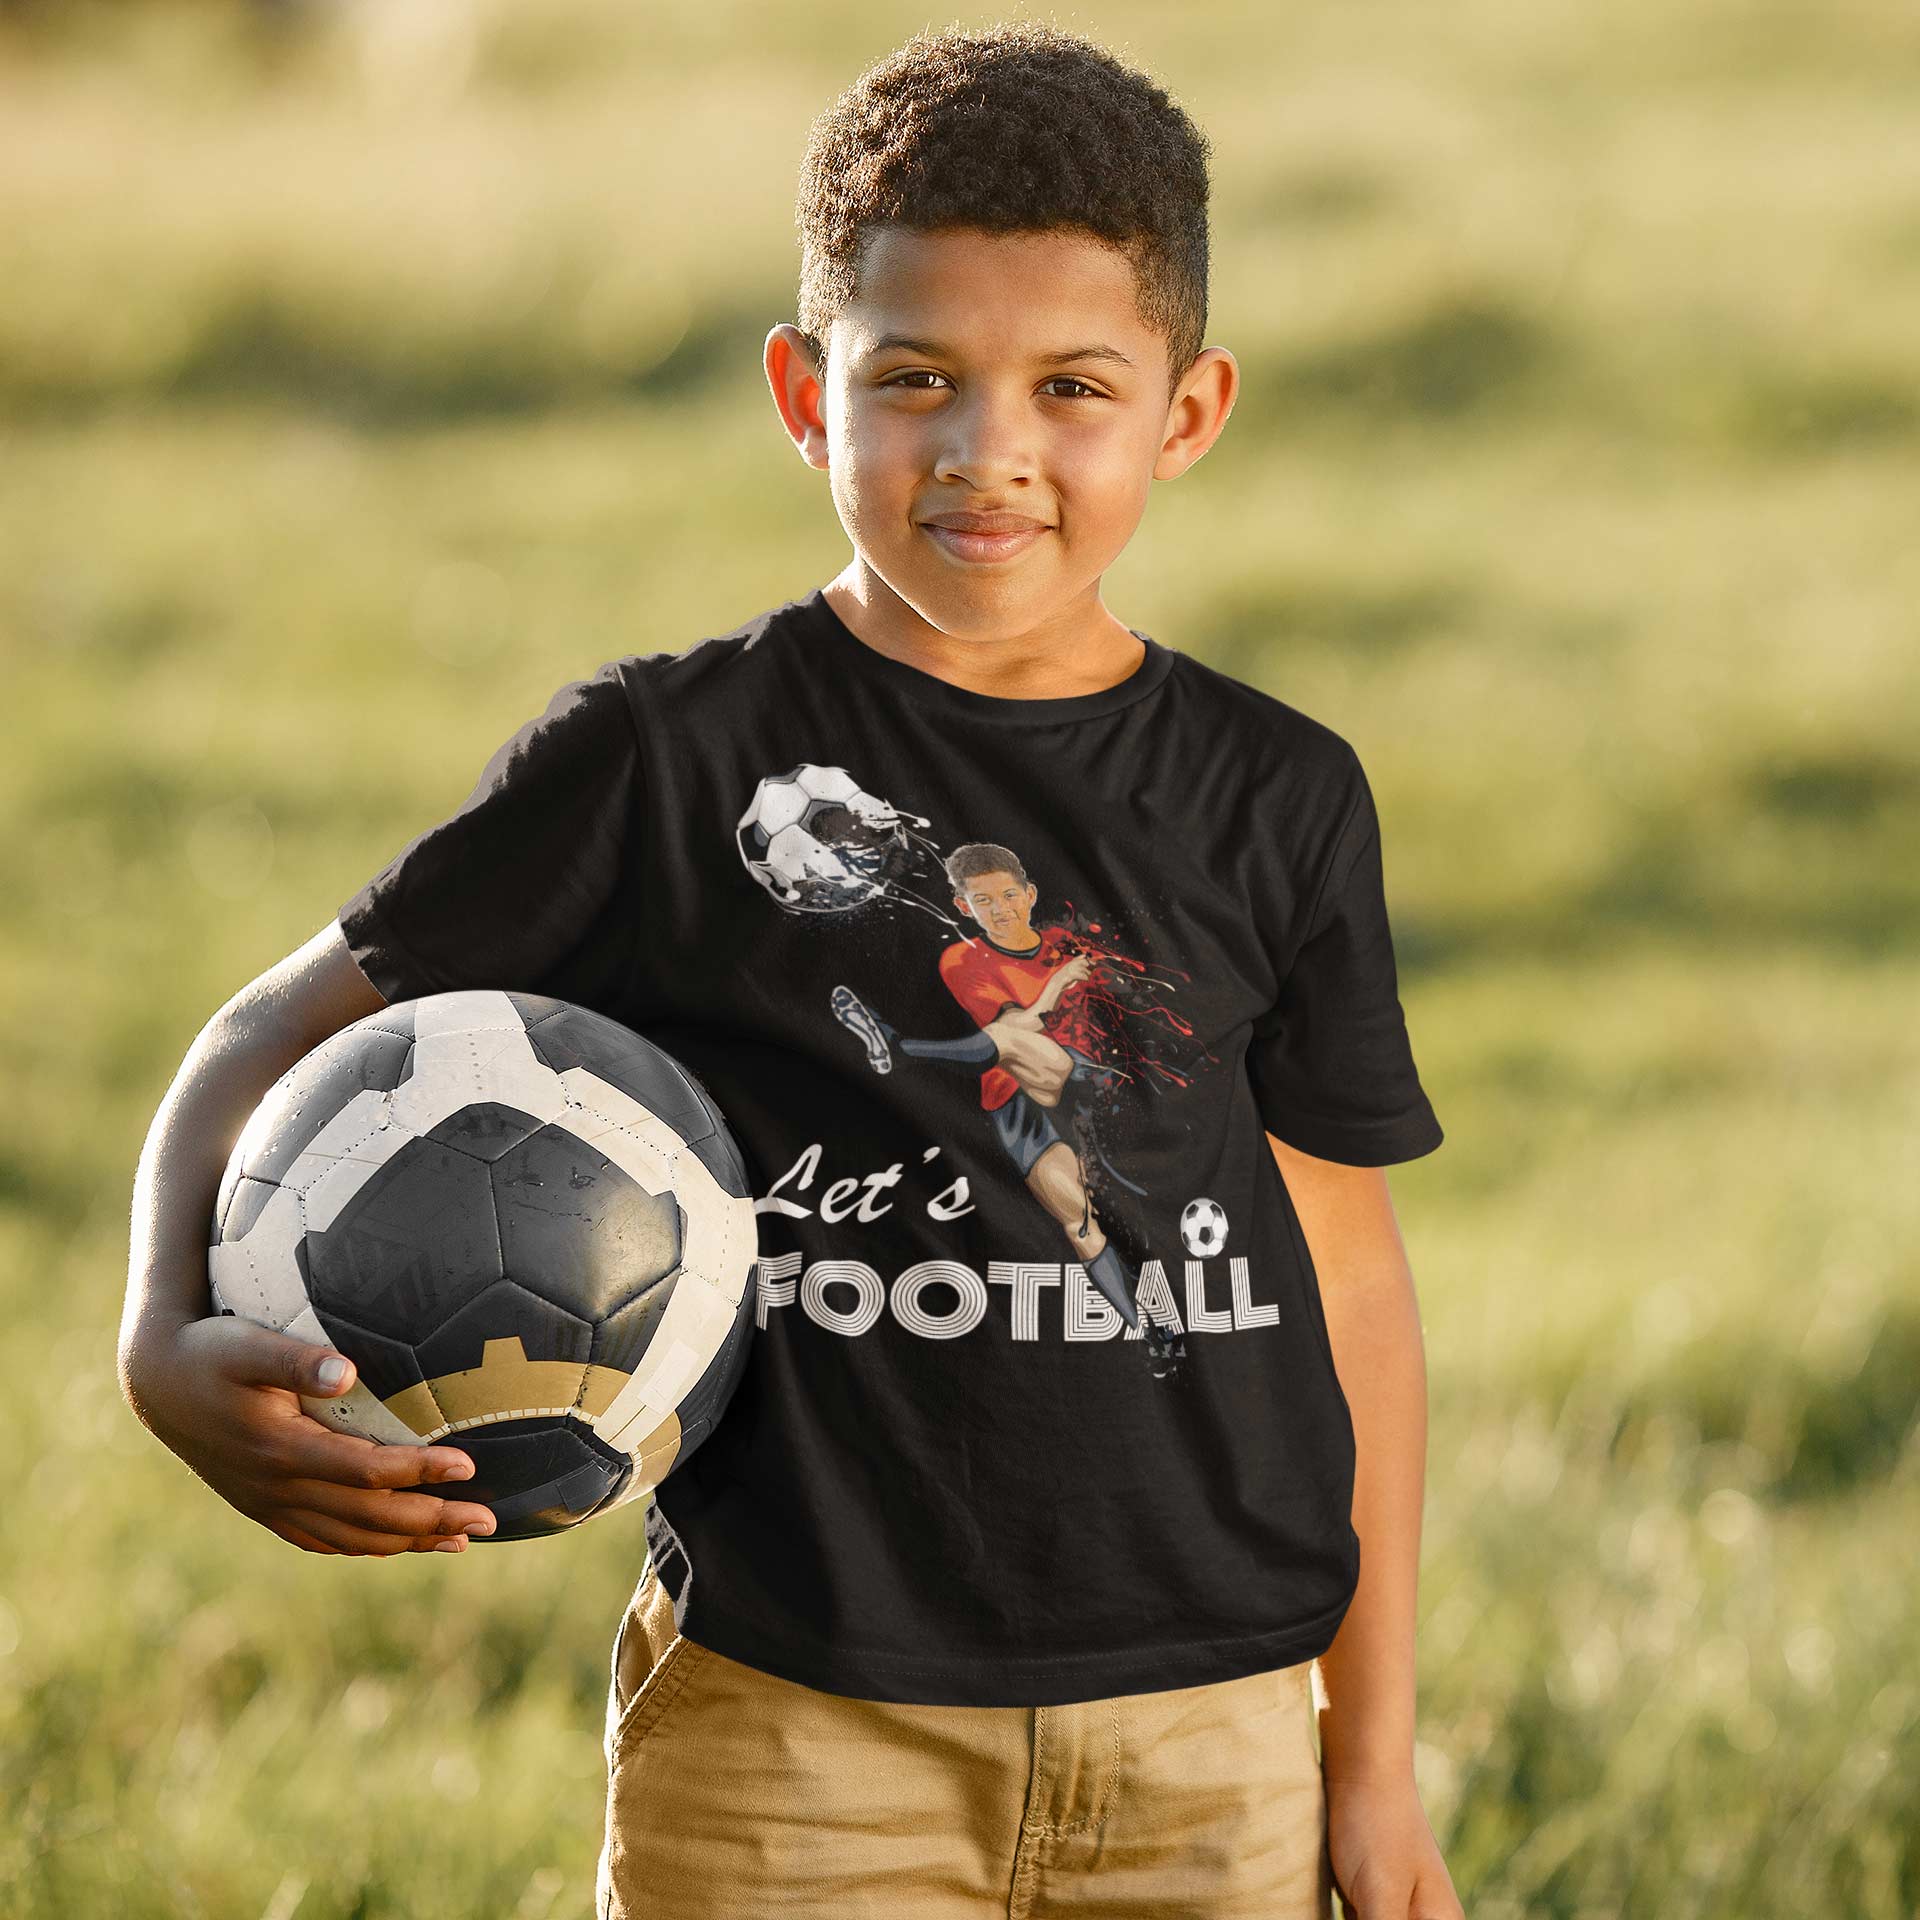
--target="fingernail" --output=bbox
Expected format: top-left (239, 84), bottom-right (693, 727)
top-left (463, 1519), bottom-right (495, 1538)
top-left (437, 1456), bottom-right (474, 1480)
top-left (434, 1538), bottom-right (465, 1553)
top-left (317, 1356), bottom-right (349, 1390)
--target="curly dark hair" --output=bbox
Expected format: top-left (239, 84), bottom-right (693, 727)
top-left (945, 842), bottom-right (1031, 893)
top-left (794, 22), bottom-right (1212, 398)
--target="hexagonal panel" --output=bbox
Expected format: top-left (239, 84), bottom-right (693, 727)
top-left (303, 1133), bottom-right (501, 1341)
top-left (421, 1102), bottom-right (547, 1165)
top-left (492, 1123), bottom-right (681, 1322)
top-left (520, 1006), bottom-right (716, 1153)
top-left (414, 1278), bottom-right (592, 1380)
top-left (590, 1271), bottom-right (681, 1375)
top-left (310, 1310), bottom-right (425, 1403)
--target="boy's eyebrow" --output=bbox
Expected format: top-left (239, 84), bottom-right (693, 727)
top-left (864, 332), bottom-right (1136, 370)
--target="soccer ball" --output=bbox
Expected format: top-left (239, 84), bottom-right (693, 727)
top-left (1180, 1197), bottom-right (1229, 1259)
top-left (208, 990), bottom-right (759, 1540)
top-left (736, 762), bottom-right (910, 913)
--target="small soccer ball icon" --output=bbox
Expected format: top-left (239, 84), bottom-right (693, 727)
top-left (737, 763), bottom-right (913, 914)
top-left (1181, 1197), bottom-right (1229, 1259)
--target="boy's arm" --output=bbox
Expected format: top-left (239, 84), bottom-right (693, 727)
top-left (121, 919), bottom-right (385, 1359)
top-left (1269, 1132), bottom-right (1462, 1918)
top-left (1023, 951), bottom-right (1092, 1019)
top-left (119, 920), bottom-right (497, 1555)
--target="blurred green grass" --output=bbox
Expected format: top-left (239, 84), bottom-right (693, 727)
top-left (2, 2), bottom-right (1916, 1915)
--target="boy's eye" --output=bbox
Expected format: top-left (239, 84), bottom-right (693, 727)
top-left (882, 371), bottom-right (1102, 400)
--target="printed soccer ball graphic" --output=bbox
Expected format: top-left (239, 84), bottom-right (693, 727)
top-left (1180, 1197), bottom-right (1230, 1259)
top-left (736, 762), bottom-right (912, 913)
top-left (208, 990), bottom-right (759, 1540)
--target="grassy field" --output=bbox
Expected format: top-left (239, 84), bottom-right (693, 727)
top-left (3, 2), bottom-right (1917, 1914)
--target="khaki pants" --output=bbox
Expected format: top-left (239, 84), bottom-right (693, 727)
top-left (597, 1563), bottom-right (1335, 1918)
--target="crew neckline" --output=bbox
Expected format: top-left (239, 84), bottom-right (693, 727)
top-left (799, 585), bottom-right (1176, 725)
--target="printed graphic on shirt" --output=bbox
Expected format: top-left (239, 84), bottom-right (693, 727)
top-left (736, 761), bottom-right (1252, 1379)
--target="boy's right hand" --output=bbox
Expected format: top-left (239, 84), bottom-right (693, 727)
top-left (124, 1314), bottom-right (497, 1556)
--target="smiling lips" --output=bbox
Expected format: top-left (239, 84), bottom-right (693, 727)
top-left (921, 511), bottom-right (1052, 564)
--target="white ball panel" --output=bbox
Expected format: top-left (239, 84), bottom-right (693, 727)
top-left (387, 1015), bottom-right (570, 1138)
top-left (670, 1175), bottom-right (757, 1311)
top-left (595, 1271), bottom-right (740, 1454)
top-left (764, 820), bottom-right (824, 881)
top-left (299, 1383), bottom-right (424, 1446)
top-left (412, 990), bottom-right (525, 1037)
top-left (795, 763), bottom-right (860, 803)
top-left (278, 1088), bottom-right (396, 1195)
top-left (557, 1072), bottom-right (700, 1192)
top-left (752, 777), bottom-right (810, 834)
top-left (210, 1184), bottom-right (316, 1331)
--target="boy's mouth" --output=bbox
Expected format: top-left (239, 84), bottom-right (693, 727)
top-left (922, 522), bottom-right (1049, 565)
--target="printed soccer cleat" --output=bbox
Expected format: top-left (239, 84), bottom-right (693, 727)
top-left (831, 984), bottom-right (894, 1075)
top-left (1141, 1316), bottom-right (1187, 1378)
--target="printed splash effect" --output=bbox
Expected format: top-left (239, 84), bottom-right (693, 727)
top-left (1042, 898), bottom-right (1212, 1097)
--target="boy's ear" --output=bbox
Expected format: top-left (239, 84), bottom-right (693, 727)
top-left (766, 325), bottom-right (829, 469)
top-left (1153, 345), bottom-right (1239, 482)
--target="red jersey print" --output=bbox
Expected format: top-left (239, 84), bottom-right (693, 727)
top-left (938, 925), bottom-right (1088, 1111)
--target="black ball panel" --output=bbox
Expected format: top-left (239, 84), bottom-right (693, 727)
top-left (491, 1125), bottom-right (680, 1321)
top-left (414, 1278), bottom-right (591, 1379)
top-left (304, 1137), bottom-right (501, 1340)
top-left (311, 1310), bottom-right (425, 1402)
top-left (590, 1273), bottom-right (680, 1374)
top-left (421, 1101), bottom-right (547, 1165)
top-left (512, 995), bottom-right (753, 1201)
top-left (519, 1003), bottom-right (717, 1147)
top-left (419, 1417), bottom-right (632, 1539)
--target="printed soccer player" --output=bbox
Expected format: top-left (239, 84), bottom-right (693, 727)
top-left (832, 841), bottom-right (1185, 1372)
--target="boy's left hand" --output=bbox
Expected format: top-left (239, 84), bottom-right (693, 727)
top-left (1325, 1770), bottom-right (1465, 1919)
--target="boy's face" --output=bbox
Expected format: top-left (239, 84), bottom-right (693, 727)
top-left (956, 869), bottom-right (1039, 944)
top-left (767, 225), bottom-right (1236, 639)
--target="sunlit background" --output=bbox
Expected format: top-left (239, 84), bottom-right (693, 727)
top-left (2, 2), bottom-right (1917, 1915)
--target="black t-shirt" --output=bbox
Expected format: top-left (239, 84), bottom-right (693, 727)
top-left (338, 586), bottom-right (1442, 1707)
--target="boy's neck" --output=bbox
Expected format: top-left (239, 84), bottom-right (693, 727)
top-left (823, 567), bottom-right (1144, 701)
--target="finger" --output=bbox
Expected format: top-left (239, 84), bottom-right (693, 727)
top-left (276, 1423), bottom-right (478, 1494)
top-left (209, 1316), bottom-right (359, 1399)
top-left (274, 1519), bottom-right (342, 1555)
top-left (284, 1508), bottom-right (452, 1557)
top-left (286, 1478), bottom-right (496, 1540)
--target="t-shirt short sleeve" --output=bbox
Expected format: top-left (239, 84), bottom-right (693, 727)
top-left (1246, 750), bottom-right (1443, 1166)
top-left (336, 661), bottom-right (639, 1007)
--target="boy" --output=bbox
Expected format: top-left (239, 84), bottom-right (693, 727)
top-left (120, 22), bottom-right (1464, 1920)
